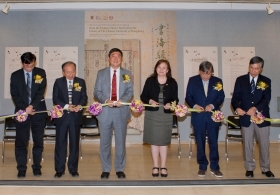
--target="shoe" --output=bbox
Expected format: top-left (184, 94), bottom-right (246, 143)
top-left (33, 169), bottom-right (42, 177)
top-left (152, 167), bottom-right (159, 177)
top-left (160, 168), bottom-right (168, 177)
top-left (262, 171), bottom-right (275, 178)
top-left (198, 169), bottom-right (206, 177)
top-left (70, 172), bottom-right (79, 177)
top-left (17, 170), bottom-right (26, 179)
top-left (245, 171), bottom-right (254, 178)
top-left (210, 170), bottom-right (223, 178)
top-left (116, 171), bottom-right (126, 179)
top-left (101, 172), bottom-right (110, 179)
top-left (54, 172), bottom-right (65, 178)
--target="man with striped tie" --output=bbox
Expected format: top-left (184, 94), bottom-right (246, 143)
top-left (52, 61), bottom-right (87, 178)
top-left (10, 52), bottom-right (47, 178)
top-left (231, 56), bottom-right (274, 178)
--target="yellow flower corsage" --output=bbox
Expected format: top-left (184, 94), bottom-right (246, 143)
top-left (34, 74), bottom-right (43, 84)
top-left (257, 81), bottom-right (268, 91)
top-left (213, 82), bottom-right (223, 91)
top-left (73, 83), bottom-right (82, 92)
top-left (122, 74), bottom-right (130, 83)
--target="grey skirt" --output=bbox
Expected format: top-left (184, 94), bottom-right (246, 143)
top-left (143, 108), bottom-right (173, 146)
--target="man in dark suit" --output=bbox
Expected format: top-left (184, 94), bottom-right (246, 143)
top-left (94, 48), bottom-right (133, 179)
top-left (10, 52), bottom-right (47, 178)
top-left (185, 61), bottom-right (225, 178)
top-left (231, 56), bottom-right (274, 178)
top-left (52, 61), bottom-right (87, 178)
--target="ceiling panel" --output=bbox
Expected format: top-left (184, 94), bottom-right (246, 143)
top-left (0, 0), bottom-right (279, 3)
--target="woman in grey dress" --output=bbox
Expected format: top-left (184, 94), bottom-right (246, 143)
top-left (140, 59), bottom-right (179, 177)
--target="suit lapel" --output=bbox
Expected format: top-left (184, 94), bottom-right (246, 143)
top-left (20, 69), bottom-right (29, 104)
top-left (197, 76), bottom-right (206, 98)
top-left (62, 77), bottom-right (69, 103)
top-left (106, 68), bottom-right (111, 96)
top-left (207, 77), bottom-right (215, 98)
top-left (119, 68), bottom-right (124, 97)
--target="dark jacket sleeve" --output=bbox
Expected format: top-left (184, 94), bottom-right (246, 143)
top-left (78, 78), bottom-right (88, 106)
top-left (10, 71), bottom-right (26, 110)
top-left (52, 79), bottom-right (67, 108)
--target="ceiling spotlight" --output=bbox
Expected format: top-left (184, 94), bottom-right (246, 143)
top-left (266, 3), bottom-right (274, 15)
top-left (2, 2), bottom-right (10, 14)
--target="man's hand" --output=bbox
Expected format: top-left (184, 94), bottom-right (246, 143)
top-left (149, 99), bottom-right (159, 107)
top-left (116, 100), bottom-right (122, 107)
top-left (25, 105), bottom-right (34, 115)
top-left (164, 103), bottom-right (170, 110)
top-left (236, 108), bottom-right (246, 116)
top-left (247, 107), bottom-right (257, 116)
top-left (73, 105), bottom-right (82, 112)
top-left (68, 105), bottom-right (75, 112)
top-left (194, 104), bottom-right (204, 111)
top-left (106, 100), bottom-right (115, 107)
top-left (205, 104), bottom-right (213, 112)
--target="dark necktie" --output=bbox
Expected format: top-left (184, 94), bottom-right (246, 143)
top-left (251, 78), bottom-right (255, 95)
top-left (111, 70), bottom-right (117, 101)
top-left (26, 73), bottom-right (31, 104)
top-left (68, 80), bottom-right (72, 105)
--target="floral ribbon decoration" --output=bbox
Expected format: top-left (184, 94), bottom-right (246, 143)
top-left (169, 101), bottom-right (202, 117)
top-left (250, 112), bottom-right (280, 124)
top-left (211, 110), bottom-right (237, 127)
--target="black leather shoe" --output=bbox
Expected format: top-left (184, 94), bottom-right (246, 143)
top-left (70, 172), bottom-right (79, 177)
top-left (54, 172), bottom-right (65, 178)
top-left (116, 171), bottom-right (126, 179)
top-left (17, 170), bottom-right (26, 179)
top-left (33, 169), bottom-right (42, 177)
top-left (262, 171), bottom-right (275, 178)
top-left (245, 171), bottom-right (254, 178)
top-left (152, 167), bottom-right (159, 177)
top-left (160, 168), bottom-right (168, 177)
top-left (101, 172), bottom-right (110, 179)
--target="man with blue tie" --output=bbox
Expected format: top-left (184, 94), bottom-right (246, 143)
top-left (10, 52), bottom-right (47, 178)
top-left (94, 48), bottom-right (133, 179)
top-left (231, 56), bottom-right (274, 178)
top-left (185, 61), bottom-right (225, 178)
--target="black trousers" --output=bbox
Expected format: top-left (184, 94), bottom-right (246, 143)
top-left (55, 113), bottom-right (80, 173)
top-left (15, 116), bottom-right (45, 171)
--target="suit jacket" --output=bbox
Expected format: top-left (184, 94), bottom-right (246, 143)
top-left (231, 73), bottom-right (271, 127)
top-left (94, 67), bottom-right (133, 123)
top-left (185, 75), bottom-right (225, 127)
top-left (52, 76), bottom-right (88, 126)
top-left (10, 67), bottom-right (47, 120)
top-left (140, 76), bottom-right (179, 113)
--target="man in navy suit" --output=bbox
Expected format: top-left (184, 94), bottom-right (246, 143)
top-left (231, 56), bottom-right (274, 178)
top-left (52, 61), bottom-right (88, 178)
top-left (10, 52), bottom-right (47, 178)
top-left (185, 61), bottom-right (225, 178)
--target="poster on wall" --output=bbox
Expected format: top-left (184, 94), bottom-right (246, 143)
top-left (43, 47), bottom-right (78, 99)
top-left (221, 47), bottom-right (255, 98)
top-left (4, 47), bottom-right (39, 99)
top-left (85, 11), bottom-right (177, 132)
top-left (183, 47), bottom-right (218, 91)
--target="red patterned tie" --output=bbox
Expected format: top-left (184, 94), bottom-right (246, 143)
top-left (111, 70), bottom-right (117, 101)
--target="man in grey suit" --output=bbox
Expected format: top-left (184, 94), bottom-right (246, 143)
top-left (94, 48), bottom-right (133, 179)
